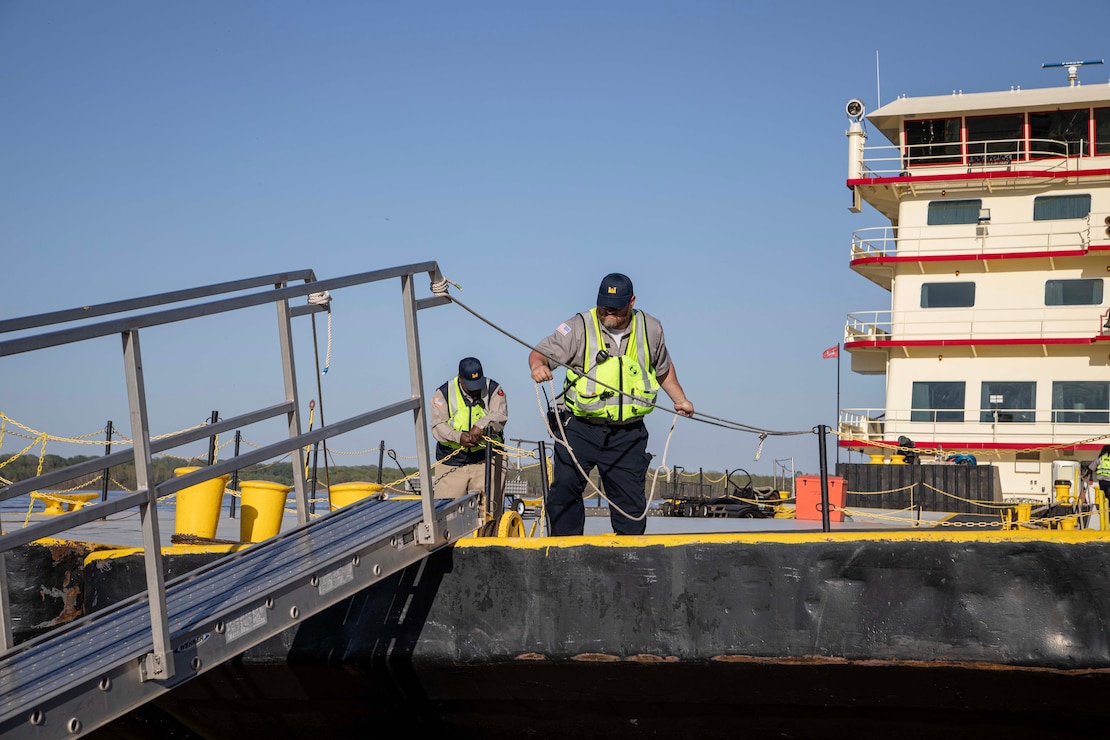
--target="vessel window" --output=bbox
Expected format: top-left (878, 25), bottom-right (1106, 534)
top-left (1032, 194), bottom-right (1091, 221)
top-left (927, 199), bottom-right (982, 225)
top-left (1044, 279), bottom-right (1104, 306)
top-left (1095, 108), bottom-right (1110, 155)
top-left (911, 381), bottom-right (965, 423)
top-left (1029, 109), bottom-right (1089, 158)
top-left (966, 114), bottom-right (1023, 164)
top-left (904, 118), bottom-right (961, 166)
top-left (1051, 381), bottom-right (1109, 424)
top-left (920, 282), bottom-right (975, 308)
top-left (979, 382), bottom-right (1035, 423)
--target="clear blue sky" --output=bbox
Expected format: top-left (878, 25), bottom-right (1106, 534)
top-left (2, 1), bottom-right (1108, 478)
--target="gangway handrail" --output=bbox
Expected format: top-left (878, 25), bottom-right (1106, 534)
top-left (0, 270), bottom-right (318, 335)
top-left (0, 261), bottom-right (458, 717)
top-left (0, 262), bottom-right (438, 358)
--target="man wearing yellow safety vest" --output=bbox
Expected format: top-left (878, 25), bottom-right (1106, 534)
top-left (1089, 444), bottom-right (1110, 498)
top-left (430, 357), bottom-right (508, 500)
top-left (529, 273), bottom-right (694, 535)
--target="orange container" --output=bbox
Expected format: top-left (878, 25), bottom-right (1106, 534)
top-left (796, 475), bottom-right (846, 522)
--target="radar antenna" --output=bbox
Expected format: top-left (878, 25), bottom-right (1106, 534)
top-left (1042, 59), bottom-right (1104, 86)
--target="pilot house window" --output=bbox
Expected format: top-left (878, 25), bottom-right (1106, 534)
top-left (905, 118), bottom-right (961, 166)
top-left (966, 114), bottom-right (1023, 163)
top-left (1096, 108), bottom-right (1110, 155)
top-left (1029, 109), bottom-right (1090, 157)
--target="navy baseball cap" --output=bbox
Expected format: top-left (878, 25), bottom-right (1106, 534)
top-left (458, 357), bottom-right (485, 392)
top-left (596, 273), bottom-right (634, 309)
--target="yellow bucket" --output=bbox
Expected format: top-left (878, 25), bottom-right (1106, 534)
top-left (173, 467), bottom-right (230, 539)
top-left (238, 480), bottom-right (292, 543)
top-left (329, 482), bottom-right (384, 511)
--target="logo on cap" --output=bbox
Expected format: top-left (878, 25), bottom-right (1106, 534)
top-left (470, 372), bottom-right (479, 379)
top-left (608, 287), bottom-right (617, 294)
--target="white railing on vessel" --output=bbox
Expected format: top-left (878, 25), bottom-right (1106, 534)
top-left (858, 138), bottom-right (1093, 178)
top-left (844, 307), bottom-right (1108, 344)
top-left (849, 216), bottom-right (1101, 261)
top-left (839, 407), bottom-right (1109, 448)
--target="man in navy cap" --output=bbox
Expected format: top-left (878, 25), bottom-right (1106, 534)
top-left (528, 273), bottom-right (693, 535)
top-left (430, 357), bottom-right (508, 500)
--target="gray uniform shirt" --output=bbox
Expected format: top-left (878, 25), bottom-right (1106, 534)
top-left (534, 310), bottom-right (672, 380)
top-left (430, 378), bottom-right (508, 446)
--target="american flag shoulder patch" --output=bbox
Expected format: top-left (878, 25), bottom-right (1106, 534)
top-left (432, 396), bottom-right (444, 406)
top-left (557, 322), bottom-right (571, 336)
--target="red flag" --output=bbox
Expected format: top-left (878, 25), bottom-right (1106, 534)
top-left (822, 344), bottom-right (839, 359)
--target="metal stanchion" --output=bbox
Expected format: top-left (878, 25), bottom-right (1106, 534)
top-left (817, 424), bottom-right (831, 533)
top-left (100, 420), bottom-right (113, 503)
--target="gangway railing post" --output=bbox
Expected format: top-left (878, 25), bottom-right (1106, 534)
top-left (376, 440), bottom-right (385, 484)
top-left (401, 271), bottom-right (439, 545)
top-left (122, 329), bottom-right (175, 681)
top-left (276, 294), bottom-right (309, 524)
top-left (206, 409), bottom-right (219, 464)
top-left (101, 420), bottom-right (113, 503)
top-left (0, 553), bottom-right (11, 650)
top-left (230, 430), bottom-right (241, 519)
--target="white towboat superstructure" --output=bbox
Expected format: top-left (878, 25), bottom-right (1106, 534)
top-left (841, 61), bottom-right (1110, 502)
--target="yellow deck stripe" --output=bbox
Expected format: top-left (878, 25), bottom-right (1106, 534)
top-left (456, 528), bottom-right (1110, 549)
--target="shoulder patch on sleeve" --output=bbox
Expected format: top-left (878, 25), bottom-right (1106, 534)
top-left (432, 395), bottom-right (444, 406)
top-left (557, 322), bottom-right (571, 336)
top-left (497, 389), bottom-right (505, 396)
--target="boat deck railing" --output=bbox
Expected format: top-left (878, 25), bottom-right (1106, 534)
top-left (850, 215), bottom-right (1103, 261)
top-left (844, 307), bottom-right (1110, 344)
top-left (839, 407), bottom-right (1110, 445)
top-left (857, 137), bottom-right (1098, 178)
top-left (0, 263), bottom-right (480, 737)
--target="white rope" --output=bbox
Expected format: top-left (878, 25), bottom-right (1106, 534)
top-left (534, 381), bottom-right (677, 524)
top-left (309, 291), bottom-right (333, 374)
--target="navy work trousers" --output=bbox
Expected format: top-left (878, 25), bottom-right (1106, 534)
top-left (547, 416), bottom-right (651, 536)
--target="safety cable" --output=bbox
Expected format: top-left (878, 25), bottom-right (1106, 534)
top-left (430, 280), bottom-right (811, 438)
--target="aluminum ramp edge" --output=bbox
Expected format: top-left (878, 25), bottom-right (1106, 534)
top-left (0, 494), bottom-right (481, 738)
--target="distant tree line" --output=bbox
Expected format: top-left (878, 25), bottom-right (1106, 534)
top-left (2, 454), bottom-right (790, 499)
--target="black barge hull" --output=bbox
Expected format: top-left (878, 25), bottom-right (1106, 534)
top-left (85, 530), bottom-right (1110, 738)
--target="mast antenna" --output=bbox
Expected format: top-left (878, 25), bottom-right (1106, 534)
top-left (875, 50), bottom-right (881, 107)
top-left (1042, 59), bottom-right (1104, 86)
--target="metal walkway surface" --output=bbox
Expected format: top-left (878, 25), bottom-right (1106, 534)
top-left (0, 494), bottom-right (479, 738)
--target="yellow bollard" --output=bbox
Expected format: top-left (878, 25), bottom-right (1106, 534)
top-left (238, 480), bottom-right (292, 543)
top-left (890, 454), bottom-right (905, 465)
top-left (1016, 502), bottom-right (1032, 524)
top-left (329, 482), bottom-right (384, 511)
top-left (868, 454), bottom-right (885, 464)
top-left (174, 467), bottom-right (230, 539)
top-left (1054, 482), bottom-right (1072, 505)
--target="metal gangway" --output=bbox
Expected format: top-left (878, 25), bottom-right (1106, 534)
top-left (0, 262), bottom-right (480, 738)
